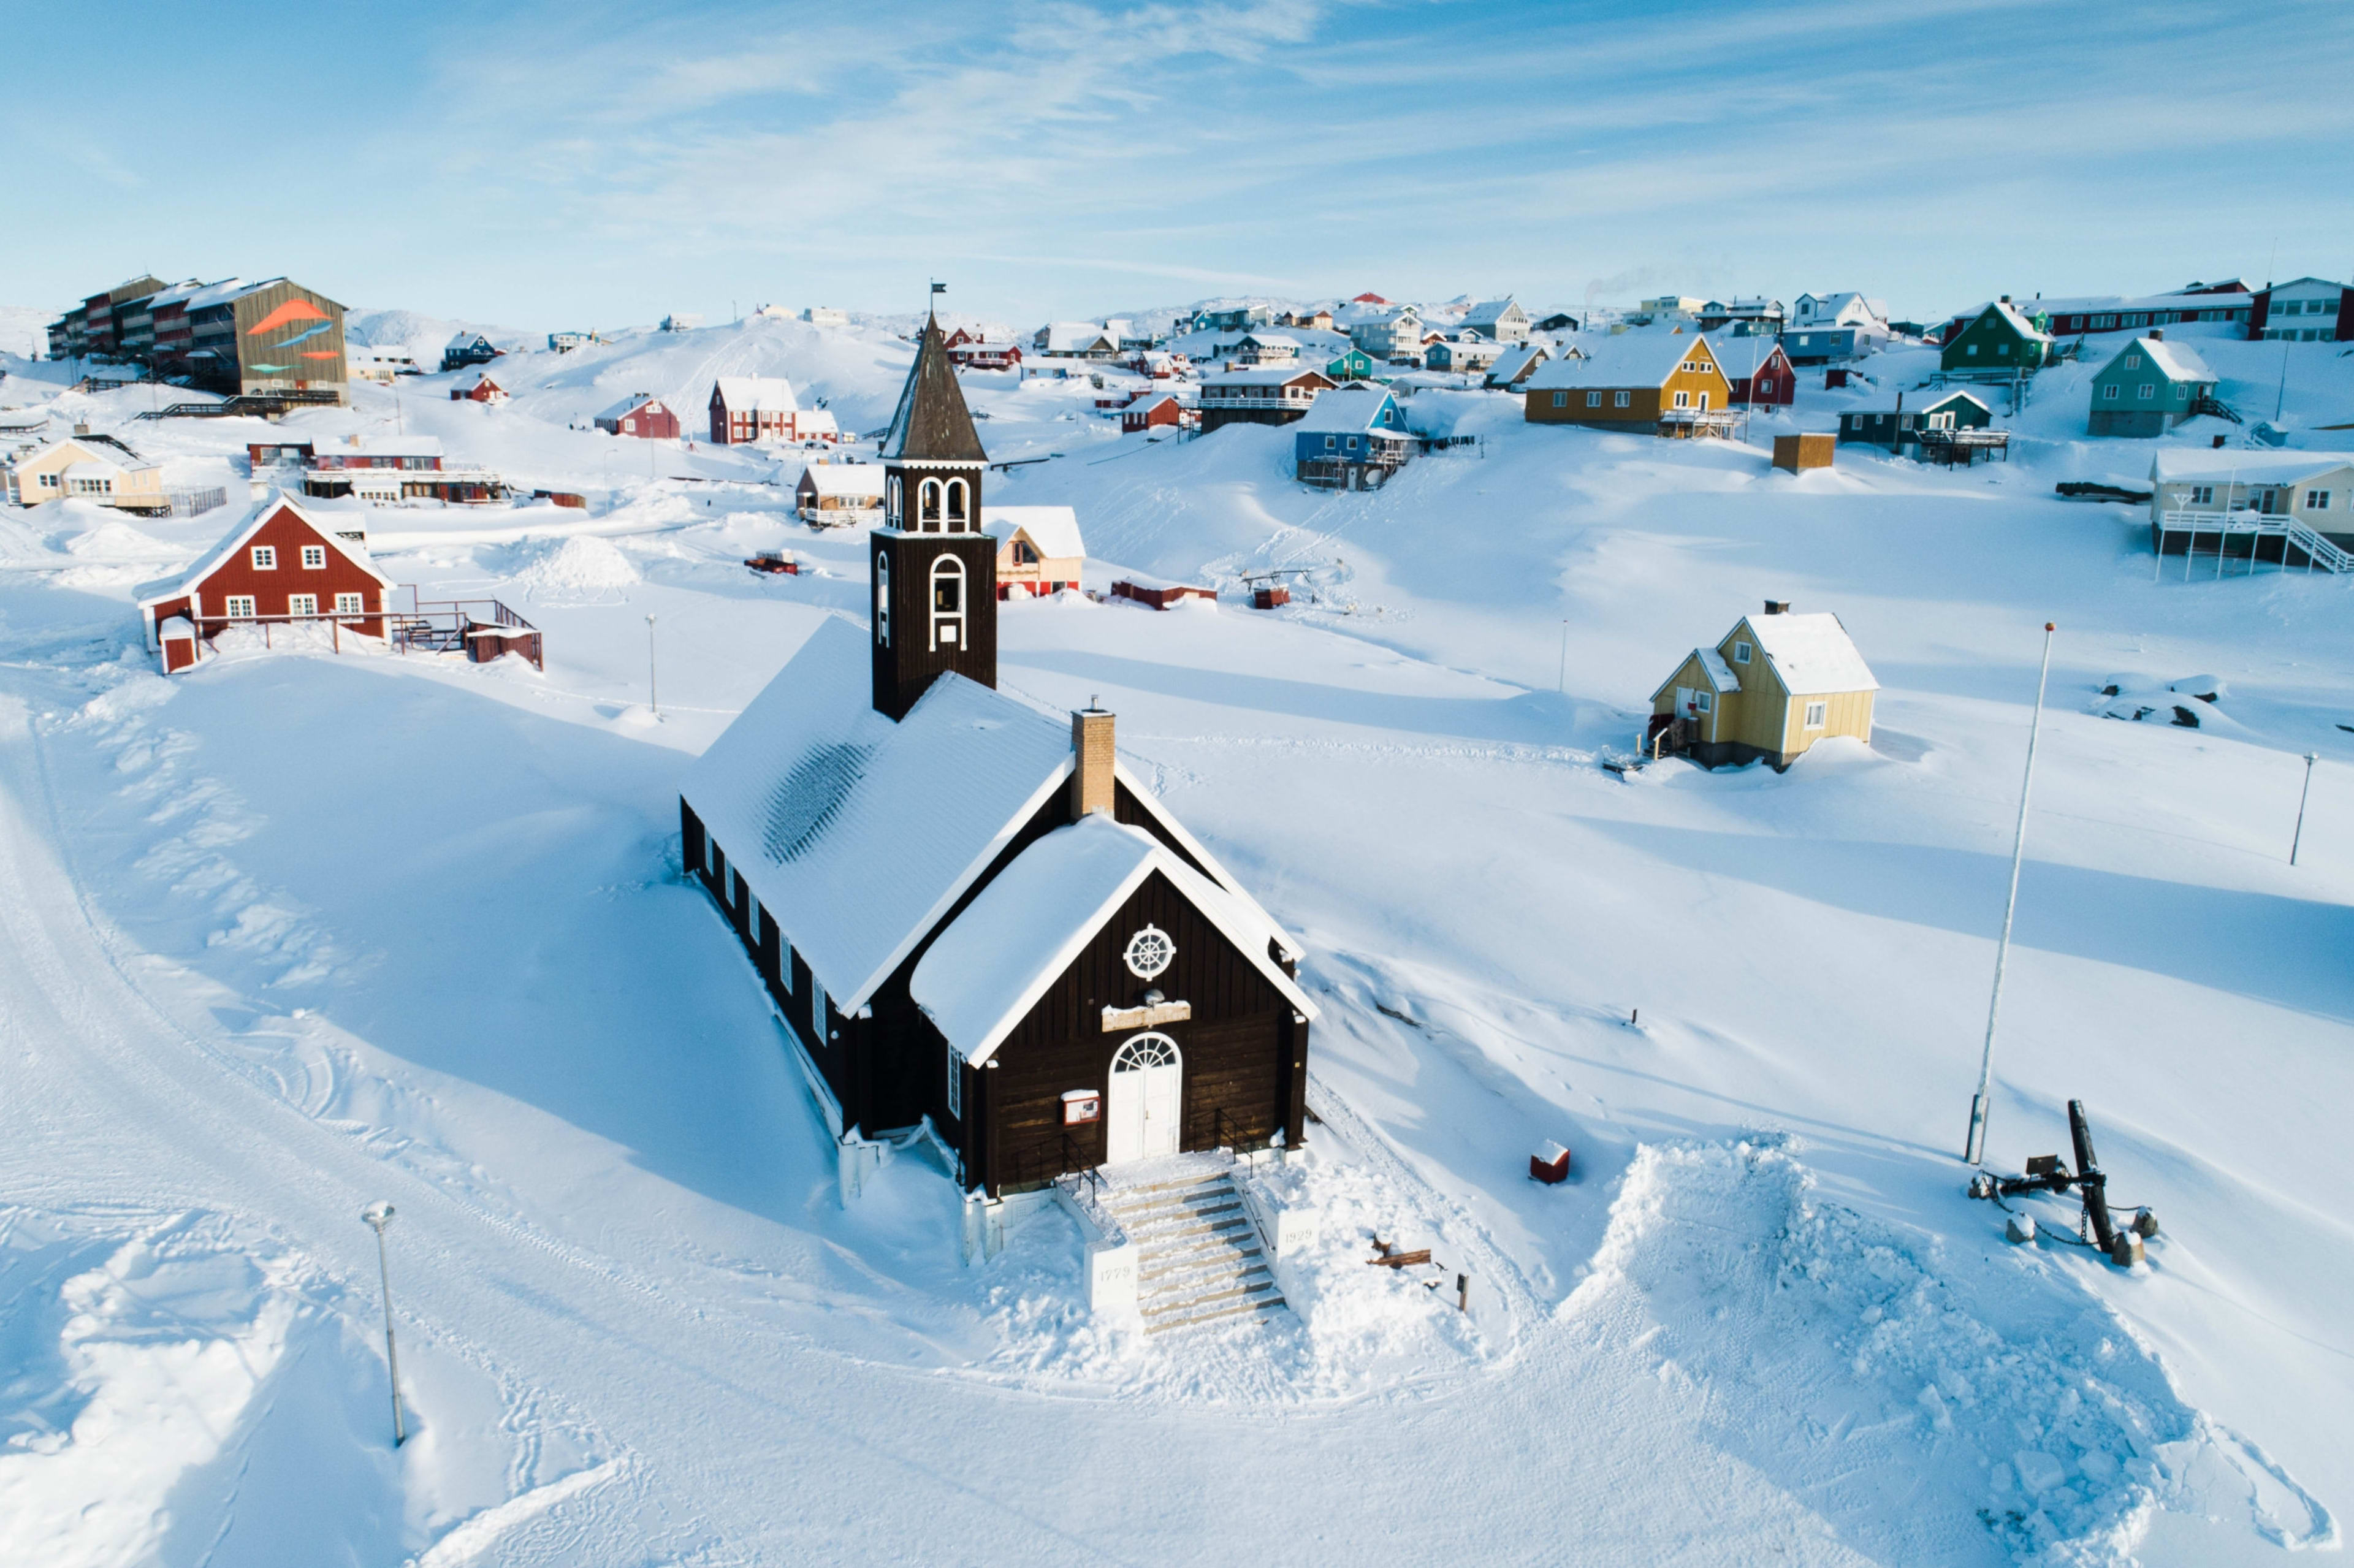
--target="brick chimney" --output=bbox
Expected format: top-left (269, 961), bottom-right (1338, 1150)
top-left (1762, 599), bottom-right (1791, 615)
top-left (1071, 703), bottom-right (1114, 820)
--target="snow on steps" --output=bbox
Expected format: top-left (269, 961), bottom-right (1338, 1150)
top-left (1094, 1160), bottom-right (1284, 1334)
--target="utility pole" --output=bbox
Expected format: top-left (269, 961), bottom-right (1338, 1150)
top-left (360, 1202), bottom-right (405, 1447)
top-left (646, 614), bottom-right (659, 716)
top-left (2292, 752), bottom-right (2318, 865)
top-left (1965, 621), bottom-right (2056, 1166)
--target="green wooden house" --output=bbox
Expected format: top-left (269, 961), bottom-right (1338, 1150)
top-left (2087, 333), bottom-right (2216, 437)
top-left (1325, 347), bottom-right (1378, 382)
top-left (1941, 300), bottom-right (2053, 378)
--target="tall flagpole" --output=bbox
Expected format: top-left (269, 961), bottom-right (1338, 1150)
top-left (1965, 621), bottom-right (2055, 1166)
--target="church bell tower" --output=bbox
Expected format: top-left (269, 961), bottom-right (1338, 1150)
top-left (870, 299), bottom-right (997, 721)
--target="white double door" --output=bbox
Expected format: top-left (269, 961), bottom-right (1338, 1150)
top-left (1105, 1033), bottom-right (1183, 1165)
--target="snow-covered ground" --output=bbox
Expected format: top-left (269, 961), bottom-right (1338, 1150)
top-left (1, 316), bottom-right (2350, 1565)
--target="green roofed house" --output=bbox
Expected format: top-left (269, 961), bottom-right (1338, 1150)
top-left (2087, 332), bottom-right (2217, 437)
top-left (1941, 299), bottom-right (2053, 379)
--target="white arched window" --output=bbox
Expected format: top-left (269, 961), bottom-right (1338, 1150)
top-left (945, 478), bottom-right (969, 530)
top-left (875, 552), bottom-right (891, 646)
top-left (929, 554), bottom-right (964, 650)
top-left (886, 474), bottom-right (902, 527)
top-left (919, 478), bottom-right (943, 529)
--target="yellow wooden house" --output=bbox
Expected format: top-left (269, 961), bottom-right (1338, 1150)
top-left (1650, 601), bottom-right (1878, 769)
top-left (2, 435), bottom-right (169, 514)
top-left (1524, 330), bottom-right (1734, 435)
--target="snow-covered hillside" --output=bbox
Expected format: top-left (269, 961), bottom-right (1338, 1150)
top-left (1, 318), bottom-right (2349, 1566)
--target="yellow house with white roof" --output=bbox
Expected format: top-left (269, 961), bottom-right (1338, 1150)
top-left (1650, 601), bottom-right (1878, 769)
top-left (4, 435), bottom-right (169, 514)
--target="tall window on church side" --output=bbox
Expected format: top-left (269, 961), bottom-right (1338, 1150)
top-left (930, 555), bottom-right (964, 650)
top-left (945, 478), bottom-right (969, 530)
top-left (886, 474), bottom-right (901, 527)
top-left (920, 479), bottom-right (942, 529)
top-left (875, 553), bottom-right (891, 645)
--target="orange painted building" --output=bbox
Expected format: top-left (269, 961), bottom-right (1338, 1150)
top-left (1524, 332), bottom-right (1735, 430)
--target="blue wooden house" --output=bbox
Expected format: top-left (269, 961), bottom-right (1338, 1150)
top-left (1294, 387), bottom-right (1412, 490)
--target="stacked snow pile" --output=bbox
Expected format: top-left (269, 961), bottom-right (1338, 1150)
top-left (2094, 675), bottom-right (2234, 729)
top-left (506, 535), bottom-right (639, 605)
top-left (1571, 1140), bottom-right (2330, 1562)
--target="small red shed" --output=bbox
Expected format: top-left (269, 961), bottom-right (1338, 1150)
top-left (452, 375), bottom-right (508, 405)
top-left (1111, 578), bottom-right (1216, 611)
top-left (1728, 343), bottom-right (1797, 407)
top-left (137, 493), bottom-right (396, 669)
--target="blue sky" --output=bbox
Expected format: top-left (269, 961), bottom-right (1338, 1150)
top-left (7, 0), bottom-right (2352, 332)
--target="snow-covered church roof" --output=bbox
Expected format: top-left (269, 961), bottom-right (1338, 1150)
top-left (911, 815), bottom-right (1316, 1065)
top-left (679, 617), bottom-right (1301, 1013)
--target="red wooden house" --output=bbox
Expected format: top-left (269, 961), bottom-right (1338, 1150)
top-left (452, 374), bottom-right (508, 404)
top-left (945, 327), bottom-right (1023, 371)
top-left (709, 376), bottom-right (835, 444)
top-left (1729, 342), bottom-right (1797, 407)
top-left (137, 493), bottom-right (396, 673)
top-left (595, 394), bottom-right (680, 439)
top-left (1122, 394), bottom-right (1190, 434)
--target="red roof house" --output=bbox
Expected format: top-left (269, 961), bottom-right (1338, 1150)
top-left (1121, 393), bottom-right (1191, 434)
top-left (452, 374), bottom-right (508, 404)
top-left (137, 492), bottom-right (395, 672)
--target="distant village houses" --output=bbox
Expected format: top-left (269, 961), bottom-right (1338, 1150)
top-left (709, 376), bottom-right (839, 445)
top-left (1458, 298), bottom-right (1529, 343)
top-left (796, 462), bottom-right (886, 527)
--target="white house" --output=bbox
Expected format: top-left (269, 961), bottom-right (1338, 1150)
top-left (1460, 298), bottom-right (1530, 343)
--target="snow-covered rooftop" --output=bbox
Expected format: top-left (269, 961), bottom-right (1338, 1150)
top-left (2105, 337), bottom-right (2216, 383)
top-left (1526, 332), bottom-right (1717, 389)
top-left (983, 504), bottom-right (1085, 560)
top-left (713, 376), bottom-right (800, 414)
top-left (1743, 611), bottom-right (1878, 696)
top-left (136, 490), bottom-right (390, 611)
top-left (1298, 387), bottom-right (1400, 435)
top-left (910, 814), bottom-right (1316, 1065)
top-left (799, 464), bottom-right (886, 498)
top-left (2149, 450), bottom-right (2354, 484)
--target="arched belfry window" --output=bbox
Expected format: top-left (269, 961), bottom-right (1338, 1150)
top-left (945, 478), bottom-right (969, 530)
top-left (929, 554), bottom-right (965, 651)
top-left (919, 479), bottom-right (943, 530)
top-left (886, 474), bottom-right (902, 528)
top-left (875, 552), bottom-right (891, 646)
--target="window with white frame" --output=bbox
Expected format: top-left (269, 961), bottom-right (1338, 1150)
top-left (945, 1040), bottom-right (962, 1118)
top-left (1732, 641), bottom-right (1751, 664)
top-left (1966, 343), bottom-right (1979, 356)
top-left (334, 592), bottom-right (363, 614)
top-left (1759, 379), bottom-right (1774, 394)
top-left (2102, 386), bottom-right (2119, 400)
top-left (2307, 490), bottom-right (2332, 510)
top-left (301, 544), bottom-right (326, 569)
top-left (287, 593), bottom-right (317, 616)
top-left (1804, 701), bottom-right (1827, 728)
top-left (2137, 385), bottom-right (2154, 400)
top-left (1694, 690), bottom-right (1712, 713)
top-left (251, 546), bottom-right (276, 569)
top-left (1674, 390), bottom-right (1689, 408)
top-left (875, 552), bottom-right (891, 646)
top-left (1613, 390), bottom-right (1630, 408)
top-left (2124, 354), bottom-right (2141, 368)
top-left (1584, 391), bottom-right (1601, 407)
top-left (226, 595), bottom-right (256, 617)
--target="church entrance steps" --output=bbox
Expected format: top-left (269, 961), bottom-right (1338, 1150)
top-left (1096, 1160), bottom-right (1286, 1336)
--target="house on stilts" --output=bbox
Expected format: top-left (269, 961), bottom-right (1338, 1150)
top-left (677, 308), bottom-right (1318, 1304)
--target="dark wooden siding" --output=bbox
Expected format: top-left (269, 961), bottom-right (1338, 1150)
top-left (950, 868), bottom-right (1294, 1194)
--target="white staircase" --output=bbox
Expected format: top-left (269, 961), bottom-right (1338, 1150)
top-left (1096, 1160), bottom-right (1284, 1334)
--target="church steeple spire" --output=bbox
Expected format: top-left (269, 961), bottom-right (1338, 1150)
top-left (870, 290), bottom-right (997, 721)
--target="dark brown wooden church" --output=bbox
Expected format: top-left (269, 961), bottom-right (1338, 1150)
top-left (680, 310), bottom-right (1316, 1198)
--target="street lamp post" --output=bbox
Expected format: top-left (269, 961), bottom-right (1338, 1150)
top-left (2292, 752), bottom-right (2318, 866)
top-left (360, 1201), bottom-right (405, 1447)
top-left (1965, 620), bottom-right (2056, 1166)
top-left (646, 614), bottom-right (659, 717)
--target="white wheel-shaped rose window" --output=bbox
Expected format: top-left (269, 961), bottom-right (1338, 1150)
top-left (1123, 925), bottom-right (1174, 980)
